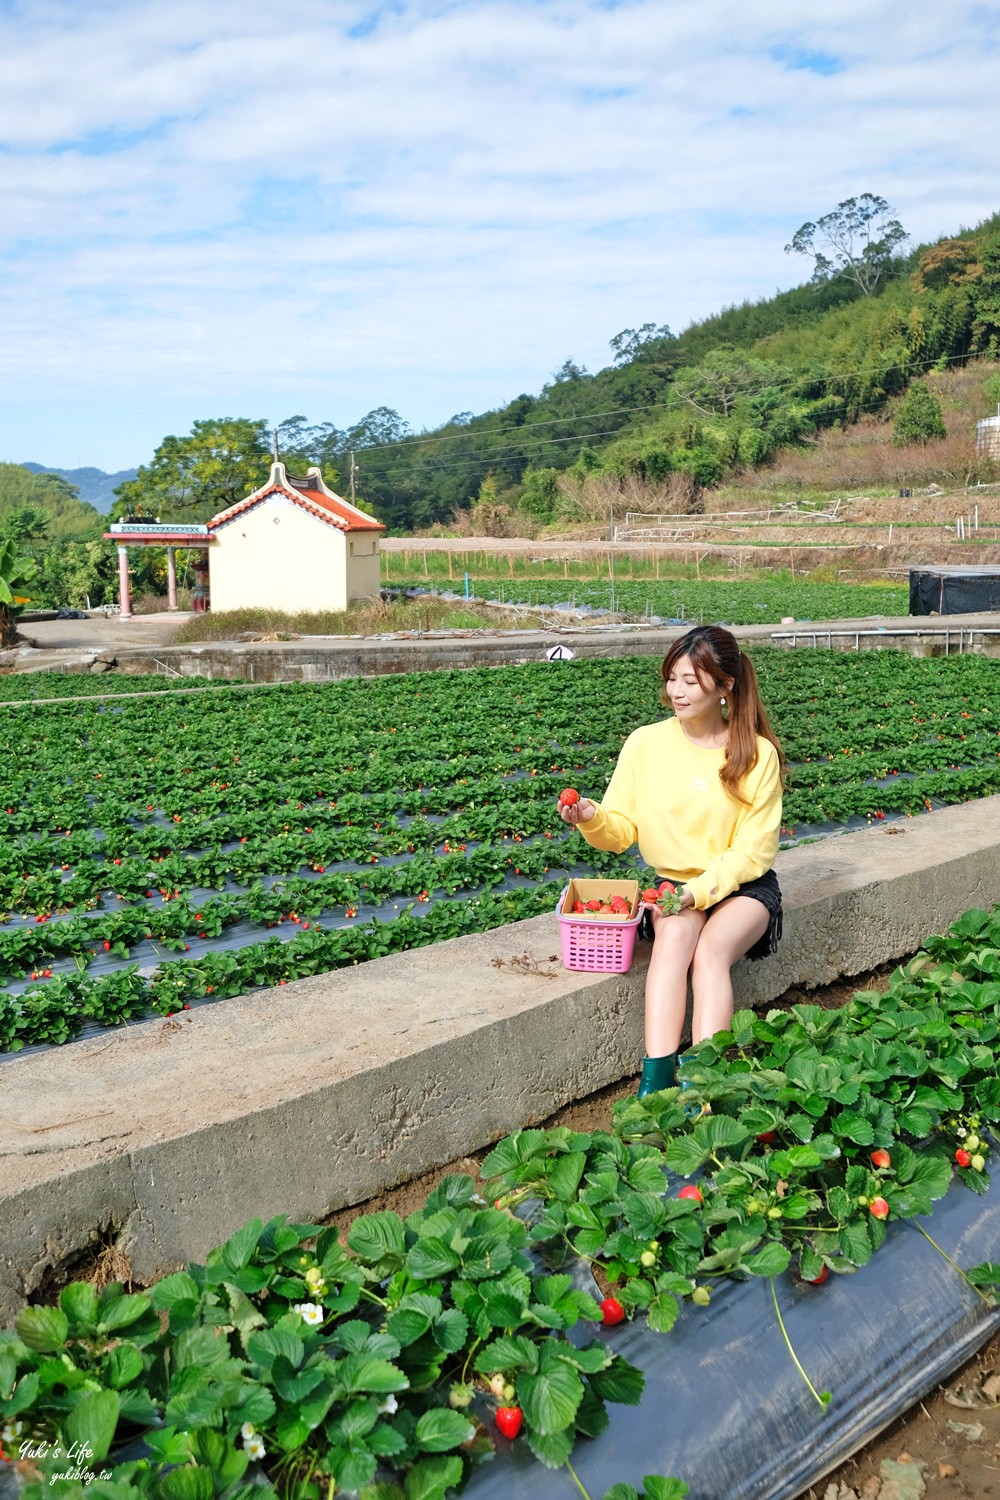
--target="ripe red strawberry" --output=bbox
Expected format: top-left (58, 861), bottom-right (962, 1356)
top-left (584, 899), bottom-right (602, 912)
top-left (955, 1147), bottom-right (971, 1167)
top-left (807, 1265), bottom-right (829, 1286)
top-left (869, 1198), bottom-right (889, 1220)
top-left (496, 1406), bottom-right (523, 1439)
top-left (756, 1131), bottom-right (776, 1144)
top-left (658, 881), bottom-right (675, 895)
top-left (559, 788), bottom-right (580, 807)
top-left (572, 900), bottom-right (585, 914)
top-left (641, 887), bottom-right (659, 902)
top-left (599, 1297), bottom-right (625, 1326)
top-left (678, 1185), bottom-right (703, 1204)
top-left (870, 1149), bottom-right (891, 1169)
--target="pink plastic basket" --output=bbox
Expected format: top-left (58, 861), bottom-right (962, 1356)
top-left (557, 886), bottom-right (643, 973)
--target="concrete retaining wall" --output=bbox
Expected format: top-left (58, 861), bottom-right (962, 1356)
top-left (16, 613), bottom-right (1000, 685)
top-left (2, 797), bottom-right (999, 1320)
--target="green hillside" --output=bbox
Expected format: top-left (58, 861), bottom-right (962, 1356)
top-left (338, 209), bottom-right (998, 531)
top-left (118, 204), bottom-right (1000, 534)
top-left (0, 464), bottom-right (103, 541)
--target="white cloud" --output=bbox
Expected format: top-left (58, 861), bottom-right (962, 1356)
top-left (1, 0), bottom-right (998, 467)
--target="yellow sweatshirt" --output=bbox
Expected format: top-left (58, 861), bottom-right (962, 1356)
top-left (578, 716), bottom-right (782, 910)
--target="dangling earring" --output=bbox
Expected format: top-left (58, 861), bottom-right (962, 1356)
top-left (720, 695), bottom-right (729, 721)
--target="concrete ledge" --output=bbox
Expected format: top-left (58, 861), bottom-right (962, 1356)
top-left (2, 797), bottom-right (1000, 1319)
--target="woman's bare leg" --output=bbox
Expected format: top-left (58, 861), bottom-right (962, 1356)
top-left (689, 897), bottom-right (769, 1043)
top-left (644, 907), bottom-right (706, 1055)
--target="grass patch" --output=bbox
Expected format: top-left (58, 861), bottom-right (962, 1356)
top-left (172, 595), bottom-right (527, 642)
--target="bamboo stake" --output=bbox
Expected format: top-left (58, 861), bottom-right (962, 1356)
top-left (448, 550), bottom-right (453, 580)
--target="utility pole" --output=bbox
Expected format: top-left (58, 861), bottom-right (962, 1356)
top-left (272, 426), bottom-right (279, 463)
top-left (349, 451), bottom-right (358, 503)
top-left (609, 504), bottom-right (616, 615)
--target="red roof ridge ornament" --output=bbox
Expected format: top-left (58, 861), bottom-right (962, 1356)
top-left (207, 461), bottom-right (384, 534)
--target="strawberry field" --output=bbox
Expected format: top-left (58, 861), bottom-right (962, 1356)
top-left (2, 646), bottom-right (1000, 1052)
top-left (389, 572), bottom-right (908, 624)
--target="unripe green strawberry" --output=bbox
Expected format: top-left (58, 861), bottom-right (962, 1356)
top-left (449, 1383), bottom-right (473, 1409)
top-left (640, 1250), bottom-right (657, 1268)
top-left (965, 1134), bottom-right (980, 1152)
top-left (503, 1383), bottom-right (516, 1403)
top-left (489, 1374), bottom-right (506, 1398)
top-left (971, 1154), bottom-right (986, 1172)
top-left (767, 1207), bottom-right (783, 1219)
top-left (691, 1286), bottom-right (711, 1307)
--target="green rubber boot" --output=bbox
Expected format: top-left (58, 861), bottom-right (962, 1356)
top-left (637, 1053), bottom-right (676, 1099)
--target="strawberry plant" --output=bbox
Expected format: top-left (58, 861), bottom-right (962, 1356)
top-left (1, 1178), bottom-right (676, 1500)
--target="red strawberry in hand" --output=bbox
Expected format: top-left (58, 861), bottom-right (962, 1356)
top-left (559, 788), bottom-right (580, 807)
top-left (641, 887), bottom-right (659, 903)
top-left (600, 1296), bottom-right (625, 1326)
top-left (496, 1406), bottom-right (523, 1439)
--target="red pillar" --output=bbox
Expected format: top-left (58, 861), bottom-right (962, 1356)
top-left (118, 546), bottom-right (132, 619)
top-left (166, 547), bottom-right (178, 611)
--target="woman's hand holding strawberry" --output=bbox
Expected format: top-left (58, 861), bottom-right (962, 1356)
top-left (558, 788), bottom-right (596, 825)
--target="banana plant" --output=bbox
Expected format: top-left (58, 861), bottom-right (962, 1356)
top-left (0, 538), bottom-right (37, 648)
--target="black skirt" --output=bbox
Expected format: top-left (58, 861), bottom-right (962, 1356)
top-left (638, 869), bottom-right (783, 962)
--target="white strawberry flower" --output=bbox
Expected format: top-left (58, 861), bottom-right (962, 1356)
top-left (240, 1422), bottom-right (255, 1440)
top-left (377, 1394), bottom-right (399, 1415)
top-left (292, 1301), bottom-right (325, 1327)
top-left (245, 1435), bottom-right (267, 1460)
top-left (2, 1421), bottom-right (24, 1442)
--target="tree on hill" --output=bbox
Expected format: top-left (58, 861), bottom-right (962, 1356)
top-left (0, 504), bottom-right (50, 543)
top-left (893, 383), bottom-right (946, 446)
top-left (0, 464), bottom-right (101, 540)
top-left (970, 234), bottom-right (1000, 357)
top-left (785, 194), bottom-right (908, 296)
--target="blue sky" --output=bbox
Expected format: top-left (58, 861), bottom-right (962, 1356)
top-left (1, 0), bottom-right (999, 471)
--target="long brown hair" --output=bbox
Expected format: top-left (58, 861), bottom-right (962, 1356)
top-left (659, 625), bottom-right (786, 804)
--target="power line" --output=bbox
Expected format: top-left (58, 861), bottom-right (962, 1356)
top-left (350, 356), bottom-right (984, 487)
top-left (345, 345), bottom-right (984, 465)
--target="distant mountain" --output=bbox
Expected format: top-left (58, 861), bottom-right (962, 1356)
top-left (22, 463), bottom-right (138, 513)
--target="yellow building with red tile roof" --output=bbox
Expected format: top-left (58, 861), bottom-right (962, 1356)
top-left (207, 461), bottom-right (384, 613)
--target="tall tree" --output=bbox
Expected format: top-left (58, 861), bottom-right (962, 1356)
top-left (785, 194), bottom-right (908, 296)
top-left (114, 418), bottom-right (274, 521)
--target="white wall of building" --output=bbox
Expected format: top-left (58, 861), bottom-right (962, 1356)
top-left (209, 493), bottom-right (380, 612)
